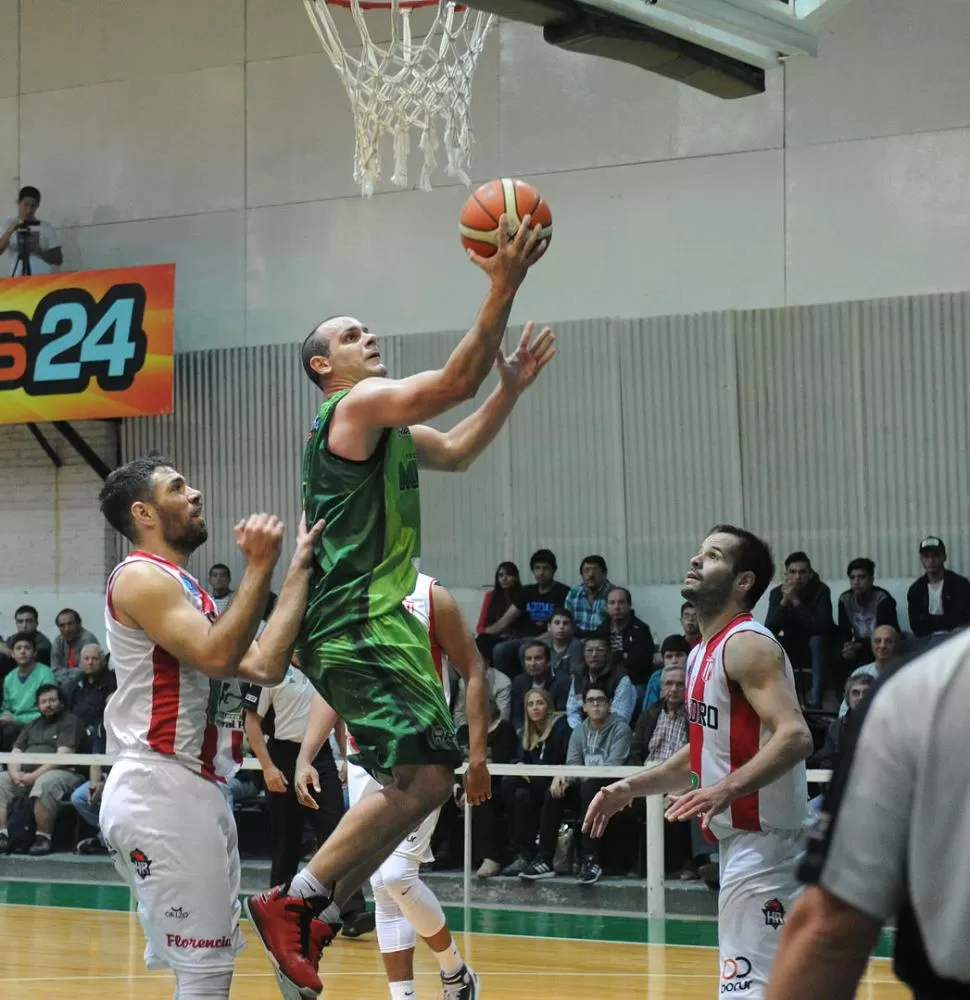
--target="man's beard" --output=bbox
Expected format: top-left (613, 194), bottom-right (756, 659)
top-left (161, 515), bottom-right (208, 556)
top-left (681, 575), bottom-right (734, 617)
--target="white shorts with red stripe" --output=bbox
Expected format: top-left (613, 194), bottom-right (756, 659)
top-left (346, 761), bottom-right (438, 864)
top-left (716, 827), bottom-right (803, 999)
top-left (100, 756), bottom-right (244, 973)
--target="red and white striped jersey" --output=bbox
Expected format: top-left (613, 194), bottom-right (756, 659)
top-left (104, 551), bottom-right (243, 783)
top-left (685, 614), bottom-right (808, 840)
top-left (347, 573), bottom-right (442, 756)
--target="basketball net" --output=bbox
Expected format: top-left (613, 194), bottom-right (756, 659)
top-left (304, 0), bottom-right (496, 197)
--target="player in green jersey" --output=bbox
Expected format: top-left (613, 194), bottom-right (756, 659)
top-left (247, 216), bottom-right (554, 999)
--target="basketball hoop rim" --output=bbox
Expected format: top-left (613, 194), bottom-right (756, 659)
top-left (324, 0), bottom-right (466, 9)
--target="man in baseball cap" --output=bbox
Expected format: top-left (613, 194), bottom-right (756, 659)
top-left (907, 536), bottom-right (970, 640)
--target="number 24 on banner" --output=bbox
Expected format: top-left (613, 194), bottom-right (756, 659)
top-left (0, 285), bottom-right (148, 396)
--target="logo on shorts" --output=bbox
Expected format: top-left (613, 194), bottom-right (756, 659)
top-left (762, 898), bottom-right (785, 929)
top-left (720, 956), bottom-right (753, 993)
top-left (130, 848), bottom-right (153, 880)
top-left (426, 725), bottom-right (457, 752)
top-left (166, 934), bottom-right (232, 950)
top-left (165, 906), bottom-right (189, 921)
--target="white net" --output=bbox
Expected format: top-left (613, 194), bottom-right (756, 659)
top-left (304, 0), bottom-right (496, 197)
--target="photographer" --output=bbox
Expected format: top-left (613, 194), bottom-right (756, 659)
top-left (1, 186), bottom-right (63, 277)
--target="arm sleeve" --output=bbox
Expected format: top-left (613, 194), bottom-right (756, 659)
top-left (13, 725), bottom-right (29, 751)
top-left (605, 723), bottom-right (632, 765)
top-left (764, 589), bottom-right (784, 635)
top-left (878, 594), bottom-right (901, 631)
top-left (566, 726), bottom-right (584, 767)
top-left (610, 676), bottom-right (635, 724)
top-left (476, 593), bottom-right (491, 634)
top-left (907, 582), bottom-right (927, 638)
top-left (565, 685), bottom-right (581, 729)
top-left (801, 680), bottom-right (914, 921)
top-left (494, 673), bottom-right (512, 721)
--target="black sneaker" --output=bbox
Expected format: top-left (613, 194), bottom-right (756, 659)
top-left (27, 835), bottom-right (52, 857)
top-left (519, 858), bottom-right (555, 881)
top-left (441, 964), bottom-right (480, 1000)
top-left (576, 858), bottom-right (602, 885)
top-left (500, 855), bottom-right (530, 877)
top-left (341, 910), bottom-right (376, 938)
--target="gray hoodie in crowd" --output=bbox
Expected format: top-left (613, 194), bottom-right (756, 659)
top-left (565, 712), bottom-right (632, 783)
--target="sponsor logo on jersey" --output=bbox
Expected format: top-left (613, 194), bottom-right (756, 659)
top-left (165, 905), bottom-right (189, 921)
top-left (720, 956), bottom-right (752, 993)
top-left (762, 897), bottom-right (786, 929)
top-left (130, 848), bottom-right (153, 880)
top-left (688, 698), bottom-right (719, 730)
top-left (166, 933), bottom-right (232, 950)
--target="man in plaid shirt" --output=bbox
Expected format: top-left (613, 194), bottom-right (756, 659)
top-left (565, 556), bottom-right (613, 637)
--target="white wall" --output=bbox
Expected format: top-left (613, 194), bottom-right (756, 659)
top-left (2, 0), bottom-right (970, 350)
top-left (0, 421), bottom-right (114, 643)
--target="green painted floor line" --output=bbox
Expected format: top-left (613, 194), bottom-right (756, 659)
top-left (0, 880), bottom-right (895, 958)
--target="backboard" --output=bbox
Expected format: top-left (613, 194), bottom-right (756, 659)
top-left (469, 0), bottom-right (859, 97)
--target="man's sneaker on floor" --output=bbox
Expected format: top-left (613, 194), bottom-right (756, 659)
top-left (245, 887), bottom-right (332, 999)
top-left (576, 858), bottom-right (602, 885)
top-left (76, 836), bottom-right (109, 856)
top-left (698, 861), bottom-right (720, 891)
top-left (340, 909), bottom-right (376, 938)
top-left (518, 857), bottom-right (555, 881)
top-left (441, 964), bottom-right (480, 1000)
top-left (0, 832), bottom-right (9, 855)
top-left (500, 855), bottom-right (530, 877)
top-left (27, 834), bottom-right (52, 856)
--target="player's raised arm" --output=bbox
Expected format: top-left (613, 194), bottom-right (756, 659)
top-left (665, 631), bottom-right (813, 827)
top-left (430, 583), bottom-right (490, 804)
top-left (110, 513), bottom-right (285, 678)
top-left (339, 217), bottom-right (547, 431)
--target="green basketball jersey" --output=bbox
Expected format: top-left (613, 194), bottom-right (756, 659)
top-left (300, 388), bottom-right (421, 643)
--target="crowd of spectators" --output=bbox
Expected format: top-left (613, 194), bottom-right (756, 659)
top-left (2, 534), bottom-right (965, 888)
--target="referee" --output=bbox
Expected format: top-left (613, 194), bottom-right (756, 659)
top-left (767, 635), bottom-right (970, 999)
top-left (243, 662), bottom-right (374, 936)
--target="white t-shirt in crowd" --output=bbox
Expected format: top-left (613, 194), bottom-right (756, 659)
top-left (2, 218), bottom-right (60, 277)
top-left (927, 579), bottom-right (945, 617)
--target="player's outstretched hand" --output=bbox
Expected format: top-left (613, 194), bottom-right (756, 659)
top-left (294, 760), bottom-right (321, 810)
top-left (663, 782), bottom-right (732, 830)
top-left (292, 512), bottom-right (325, 571)
top-left (235, 513), bottom-right (285, 570)
top-left (582, 781), bottom-right (634, 840)
top-left (463, 759), bottom-right (491, 806)
top-left (468, 212), bottom-right (548, 289)
top-left (496, 321), bottom-right (556, 396)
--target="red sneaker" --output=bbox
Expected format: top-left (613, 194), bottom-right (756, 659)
top-left (245, 887), bottom-right (332, 998)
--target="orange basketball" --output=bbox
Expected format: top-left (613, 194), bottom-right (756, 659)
top-left (459, 178), bottom-right (553, 259)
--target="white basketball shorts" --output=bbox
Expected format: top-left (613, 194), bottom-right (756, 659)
top-left (346, 760), bottom-right (439, 863)
top-left (100, 757), bottom-right (244, 973)
top-left (717, 827), bottom-right (803, 999)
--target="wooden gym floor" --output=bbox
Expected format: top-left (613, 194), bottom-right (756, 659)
top-left (0, 882), bottom-right (908, 999)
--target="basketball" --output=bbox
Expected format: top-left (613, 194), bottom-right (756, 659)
top-left (459, 178), bottom-right (553, 259)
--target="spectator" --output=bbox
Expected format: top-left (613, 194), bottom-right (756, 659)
top-left (812, 674), bottom-right (874, 773)
top-left (628, 663), bottom-right (695, 878)
top-left (837, 624), bottom-right (899, 716)
top-left (0, 684), bottom-right (84, 855)
top-left (0, 186), bottom-right (62, 278)
top-left (642, 634), bottom-right (691, 712)
top-left (451, 659), bottom-right (511, 728)
top-left (5, 606), bottom-right (52, 666)
top-left (500, 688), bottom-right (572, 876)
top-left (65, 644), bottom-right (116, 741)
top-left (476, 563), bottom-right (528, 671)
top-left (680, 601), bottom-right (702, 649)
top-left (49, 609), bottom-right (100, 689)
top-left (907, 536), bottom-right (970, 640)
top-left (565, 556), bottom-right (613, 638)
top-left (72, 769), bottom-right (108, 854)
top-left (509, 640), bottom-right (571, 735)
top-left (207, 563), bottom-right (234, 615)
top-left (765, 551), bottom-right (834, 708)
top-left (595, 586), bottom-right (656, 688)
top-left (0, 634), bottom-right (57, 750)
top-left (456, 698), bottom-right (517, 878)
top-left (836, 558), bottom-right (899, 674)
top-left (546, 607), bottom-right (584, 679)
top-left (492, 549), bottom-right (571, 676)
top-left (520, 682), bottom-right (632, 885)
top-left (566, 635), bottom-right (636, 727)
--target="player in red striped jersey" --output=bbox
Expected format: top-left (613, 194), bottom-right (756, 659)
top-left (97, 454), bottom-right (323, 1000)
top-left (584, 526), bottom-right (813, 1000)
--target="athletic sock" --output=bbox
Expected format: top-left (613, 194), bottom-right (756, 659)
top-left (389, 981), bottom-right (417, 1000)
top-left (287, 869), bottom-right (340, 923)
top-left (435, 940), bottom-right (464, 978)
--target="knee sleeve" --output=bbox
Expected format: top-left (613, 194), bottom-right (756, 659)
top-left (371, 870), bottom-right (415, 953)
top-left (173, 969), bottom-right (233, 999)
top-left (379, 852), bottom-right (446, 941)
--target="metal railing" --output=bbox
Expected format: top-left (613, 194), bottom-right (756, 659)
top-left (0, 752), bottom-right (831, 920)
